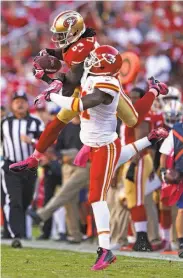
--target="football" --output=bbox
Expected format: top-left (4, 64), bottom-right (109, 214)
top-left (34, 55), bottom-right (62, 74)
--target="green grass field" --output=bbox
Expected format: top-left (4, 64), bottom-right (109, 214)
top-left (1, 245), bottom-right (183, 278)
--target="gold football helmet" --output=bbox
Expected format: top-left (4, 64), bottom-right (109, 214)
top-left (50, 10), bottom-right (86, 48)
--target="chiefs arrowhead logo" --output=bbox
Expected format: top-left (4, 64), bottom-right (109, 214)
top-left (63, 17), bottom-right (77, 28)
top-left (102, 54), bottom-right (116, 64)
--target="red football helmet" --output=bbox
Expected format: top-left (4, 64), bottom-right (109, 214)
top-left (84, 45), bottom-right (122, 76)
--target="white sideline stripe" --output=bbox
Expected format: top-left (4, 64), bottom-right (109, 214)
top-left (1, 240), bottom-right (182, 262)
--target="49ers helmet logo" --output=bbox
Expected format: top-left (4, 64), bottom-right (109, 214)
top-left (63, 16), bottom-right (77, 28)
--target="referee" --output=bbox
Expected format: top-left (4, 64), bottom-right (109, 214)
top-left (1, 91), bottom-right (44, 248)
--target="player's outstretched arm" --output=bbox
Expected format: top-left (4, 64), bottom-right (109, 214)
top-left (47, 88), bottom-right (112, 112)
top-left (117, 77), bottom-right (168, 127)
top-left (115, 127), bottom-right (168, 170)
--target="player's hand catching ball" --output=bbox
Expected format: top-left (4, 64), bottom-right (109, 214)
top-left (34, 79), bottom-right (63, 106)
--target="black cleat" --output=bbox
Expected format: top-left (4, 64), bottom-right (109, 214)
top-left (178, 246), bottom-right (183, 258)
top-left (11, 238), bottom-right (22, 248)
top-left (54, 233), bottom-right (67, 242)
top-left (133, 232), bottom-right (152, 252)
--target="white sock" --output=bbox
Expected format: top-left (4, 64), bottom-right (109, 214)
top-left (25, 214), bottom-right (32, 239)
top-left (33, 149), bottom-right (43, 161)
top-left (134, 221), bottom-right (147, 232)
top-left (54, 207), bottom-right (66, 234)
top-left (92, 201), bottom-right (110, 250)
top-left (134, 137), bottom-right (151, 151)
top-left (116, 137), bottom-right (151, 168)
top-left (161, 228), bottom-right (170, 241)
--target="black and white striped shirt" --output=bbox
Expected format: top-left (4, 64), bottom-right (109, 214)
top-left (1, 114), bottom-right (44, 162)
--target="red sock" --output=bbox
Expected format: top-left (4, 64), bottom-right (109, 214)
top-left (134, 92), bottom-right (155, 126)
top-left (36, 117), bottom-right (66, 153)
top-left (160, 210), bottom-right (172, 229)
top-left (131, 205), bottom-right (147, 222)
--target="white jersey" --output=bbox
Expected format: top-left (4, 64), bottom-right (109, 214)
top-left (79, 75), bottom-right (120, 147)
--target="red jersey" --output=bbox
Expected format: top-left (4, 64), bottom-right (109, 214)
top-left (149, 111), bottom-right (164, 129)
top-left (63, 36), bottom-right (98, 67)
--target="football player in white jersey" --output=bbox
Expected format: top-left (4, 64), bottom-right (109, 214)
top-left (33, 45), bottom-right (168, 270)
top-left (46, 45), bottom-right (122, 270)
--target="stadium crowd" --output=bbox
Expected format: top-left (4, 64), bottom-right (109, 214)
top-left (1, 0), bottom-right (183, 257)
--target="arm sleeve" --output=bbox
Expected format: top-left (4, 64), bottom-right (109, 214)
top-left (133, 91), bottom-right (155, 126)
top-left (159, 130), bottom-right (174, 155)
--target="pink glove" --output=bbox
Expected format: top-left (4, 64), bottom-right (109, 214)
top-left (147, 127), bottom-right (168, 145)
top-left (148, 76), bottom-right (168, 96)
top-left (157, 82), bottom-right (169, 96)
top-left (34, 80), bottom-right (63, 106)
top-left (32, 61), bottom-right (45, 80)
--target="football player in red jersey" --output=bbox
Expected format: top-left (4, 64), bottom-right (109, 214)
top-left (10, 10), bottom-right (168, 172)
top-left (118, 87), bottom-right (167, 252)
